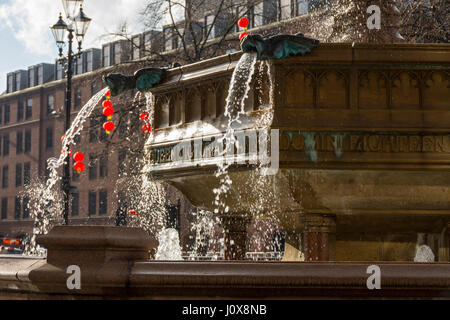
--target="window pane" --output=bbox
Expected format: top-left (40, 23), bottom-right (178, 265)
top-left (14, 197), bottom-right (21, 220)
top-left (47, 94), bottom-right (54, 115)
top-left (24, 163), bottom-right (30, 186)
top-left (25, 130), bottom-right (31, 153)
top-left (16, 131), bottom-right (23, 154)
top-left (71, 192), bottom-right (79, 217)
top-left (99, 190), bottom-right (107, 216)
top-left (88, 191), bottom-right (97, 216)
top-left (2, 166), bottom-right (8, 188)
top-left (23, 196), bottom-right (30, 219)
top-left (3, 135), bottom-right (9, 156)
top-left (26, 98), bottom-right (32, 119)
top-left (4, 104), bottom-right (10, 124)
top-left (46, 127), bottom-right (53, 150)
top-left (15, 163), bottom-right (22, 187)
top-left (1, 198), bottom-right (7, 220)
top-left (89, 155), bottom-right (98, 180)
top-left (99, 155), bottom-right (108, 178)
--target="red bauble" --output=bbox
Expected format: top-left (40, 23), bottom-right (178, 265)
top-left (142, 124), bottom-right (152, 133)
top-left (103, 106), bottom-right (114, 117)
top-left (239, 32), bottom-right (249, 41)
top-left (73, 161), bottom-right (85, 174)
top-left (103, 121), bottom-right (115, 132)
top-left (73, 152), bottom-right (85, 162)
top-left (140, 112), bottom-right (150, 121)
top-left (102, 100), bottom-right (113, 108)
top-left (129, 210), bottom-right (139, 217)
top-left (238, 17), bottom-right (249, 28)
top-left (105, 90), bottom-right (111, 97)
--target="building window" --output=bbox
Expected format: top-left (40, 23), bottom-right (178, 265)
top-left (76, 55), bottom-right (83, 74)
top-left (23, 196), bottom-right (30, 219)
top-left (89, 118), bottom-right (99, 143)
top-left (17, 100), bottom-right (24, 122)
top-left (15, 163), bottom-right (22, 187)
top-left (14, 196), bottom-right (21, 220)
top-left (99, 155), bottom-right (108, 178)
top-left (2, 166), bottom-right (8, 189)
top-left (296, 0), bottom-right (309, 15)
top-left (24, 162), bottom-right (30, 186)
top-left (113, 42), bottom-right (121, 65)
top-left (88, 191), bottom-right (97, 216)
top-left (71, 192), bottom-right (79, 217)
top-left (74, 87), bottom-right (82, 110)
top-left (46, 127), bottom-right (54, 150)
top-left (72, 159), bottom-right (80, 182)
top-left (37, 65), bottom-right (44, 84)
top-left (7, 74), bottom-right (14, 93)
top-left (1, 198), bottom-right (7, 220)
top-left (47, 94), bottom-right (55, 115)
top-left (89, 155), bottom-right (98, 180)
top-left (3, 135), bottom-right (9, 156)
top-left (205, 14), bottom-right (215, 40)
top-left (56, 60), bottom-right (64, 80)
top-left (25, 130), bottom-right (31, 153)
top-left (103, 45), bottom-right (110, 67)
top-left (132, 35), bottom-right (141, 60)
top-left (26, 98), bottom-right (32, 119)
top-left (99, 190), bottom-right (107, 216)
top-left (15, 73), bottom-right (21, 91)
top-left (86, 51), bottom-right (93, 72)
top-left (4, 104), bottom-right (10, 124)
top-left (28, 68), bottom-right (35, 87)
top-left (16, 131), bottom-right (23, 154)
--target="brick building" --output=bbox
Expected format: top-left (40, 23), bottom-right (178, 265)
top-left (0, 0), bottom-right (318, 255)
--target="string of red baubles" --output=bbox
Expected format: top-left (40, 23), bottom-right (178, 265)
top-left (238, 17), bottom-right (249, 40)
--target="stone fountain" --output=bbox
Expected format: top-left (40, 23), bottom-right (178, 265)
top-left (1, 34), bottom-right (449, 299)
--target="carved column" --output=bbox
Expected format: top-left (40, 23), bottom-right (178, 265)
top-left (301, 213), bottom-right (336, 262)
top-left (221, 215), bottom-right (251, 261)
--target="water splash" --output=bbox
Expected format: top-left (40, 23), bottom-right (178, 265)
top-left (213, 52), bottom-right (258, 215)
top-left (155, 228), bottom-right (183, 260)
top-left (23, 88), bottom-right (109, 255)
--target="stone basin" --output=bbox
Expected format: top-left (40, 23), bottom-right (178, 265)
top-left (144, 43), bottom-right (450, 261)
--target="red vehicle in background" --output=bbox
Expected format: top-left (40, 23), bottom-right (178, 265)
top-left (0, 238), bottom-right (25, 254)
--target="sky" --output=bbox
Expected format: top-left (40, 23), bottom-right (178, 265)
top-left (0, 0), bottom-right (152, 93)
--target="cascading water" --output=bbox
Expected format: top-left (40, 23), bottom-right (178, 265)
top-left (213, 52), bottom-right (258, 215)
top-left (24, 88), bottom-right (109, 255)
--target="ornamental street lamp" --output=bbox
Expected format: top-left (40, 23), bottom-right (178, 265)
top-left (50, 1), bottom-right (91, 225)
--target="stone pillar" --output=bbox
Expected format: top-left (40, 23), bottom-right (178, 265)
top-left (221, 215), bottom-right (251, 261)
top-left (301, 213), bottom-right (336, 262)
top-left (28, 226), bottom-right (157, 296)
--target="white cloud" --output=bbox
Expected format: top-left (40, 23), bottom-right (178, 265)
top-left (0, 0), bottom-right (147, 56)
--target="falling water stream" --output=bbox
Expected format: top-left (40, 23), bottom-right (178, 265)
top-left (24, 88), bottom-right (109, 255)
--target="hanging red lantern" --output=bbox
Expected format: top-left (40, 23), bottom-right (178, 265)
top-left (103, 106), bottom-right (114, 119)
top-left (103, 121), bottom-right (115, 134)
top-left (142, 124), bottom-right (152, 133)
top-left (239, 32), bottom-right (249, 41)
top-left (73, 161), bottom-right (86, 174)
top-left (73, 152), bottom-right (85, 162)
top-left (238, 17), bottom-right (249, 29)
top-left (102, 100), bottom-right (113, 108)
top-left (140, 112), bottom-right (150, 121)
top-left (105, 90), bottom-right (111, 97)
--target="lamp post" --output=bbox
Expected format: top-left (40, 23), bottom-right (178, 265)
top-left (50, 0), bottom-right (91, 225)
